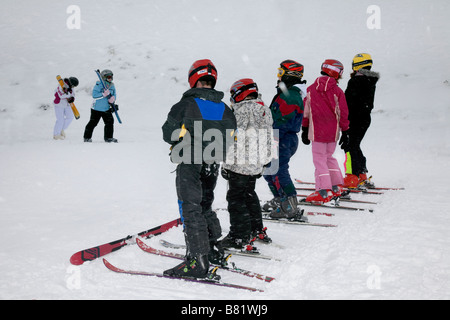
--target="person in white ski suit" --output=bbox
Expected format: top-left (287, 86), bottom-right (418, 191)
top-left (53, 77), bottom-right (78, 140)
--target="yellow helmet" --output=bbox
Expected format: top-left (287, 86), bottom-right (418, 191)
top-left (352, 53), bottom-right (373, 71)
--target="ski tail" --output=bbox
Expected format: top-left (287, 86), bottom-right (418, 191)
top-left (69, 218), bottom-right (182, 265)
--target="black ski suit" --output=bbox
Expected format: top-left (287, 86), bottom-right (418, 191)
top-left (162, 88), bottom-right (237, 257)
top-left (344, 69), bottom-right (380, 176)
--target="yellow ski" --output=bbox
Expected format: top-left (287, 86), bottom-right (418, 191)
top-left (56, 75), bottom-right (80, 119)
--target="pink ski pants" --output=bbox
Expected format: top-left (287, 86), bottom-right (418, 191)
top-left (311, 141), bottom-right (344, 190)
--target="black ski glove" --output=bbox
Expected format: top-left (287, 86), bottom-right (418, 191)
top-left (301, 126), bottom-right (310, 145)
top-left (339, 130), bottom-right (350, 150)
top-left (67, 97), bottom-right (75, 103)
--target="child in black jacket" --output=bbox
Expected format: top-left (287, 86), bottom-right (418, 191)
top-left (342, 53), bottom-right (380, 188)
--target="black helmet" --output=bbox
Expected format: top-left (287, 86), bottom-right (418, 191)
top-left (68, 77), bottom-right (79, 87)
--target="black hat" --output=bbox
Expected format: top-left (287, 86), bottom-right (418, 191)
top-left (68, 77), bottom-right (79, 87)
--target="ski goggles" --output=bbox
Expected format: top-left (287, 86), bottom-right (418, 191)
top-left (277, 68), bottom-right (286, 78)
top-left (277, 67), bottom-right (303, 79)
top-left (322, 64), bottom-right (344, 76)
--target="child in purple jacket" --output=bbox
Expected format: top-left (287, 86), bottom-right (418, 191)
top-left (301, 59), bottom-right (350, 204)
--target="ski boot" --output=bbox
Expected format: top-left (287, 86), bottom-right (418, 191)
top-left (331, 185), bottom-right (344, 197)
top-left (359, 174), bottom-right (375, 189)
top-left (105, 138), bottom-right (118, 143)
top-left (343, 174), bottom-right (359, 189)
top-left (270, 195), bottom-right (300, 219)
top-left (252, 227), bottom-right (272, 244)
top-left (305, 189), bottom-right (333, 204)
top-left (163, 254), bottom-right (215, 280)
top-left (261, 197), bottom-right (280, 212)
top-left (220, 234), bottom-right (259, 254)
top-left (208, 241), bottom-right (230, 267)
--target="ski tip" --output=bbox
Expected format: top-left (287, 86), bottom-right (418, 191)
top-left (70, 253), bottom-right (85, 266)
top-left (102, 258), bottom-right (114, 270)
top-left (103, 258), bottom-right (116, 270)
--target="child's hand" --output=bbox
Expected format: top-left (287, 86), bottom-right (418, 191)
top-left (102, 89), bottom-right (110, 97)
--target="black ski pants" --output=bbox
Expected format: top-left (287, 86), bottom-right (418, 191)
top-left (83, 109), bottom-right (114, 140)
top-left (347, 112), bottom-right (371, 175)
top-left (226, 171), bottom-right (263, 240)
top-left (176, 163), bottom-right (222, 257)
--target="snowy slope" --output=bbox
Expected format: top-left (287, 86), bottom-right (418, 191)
top-left (1, 0), bottom-right (450, 300)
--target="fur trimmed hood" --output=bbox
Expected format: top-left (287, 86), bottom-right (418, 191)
top-left (358, 68), bottom-right (380, 79)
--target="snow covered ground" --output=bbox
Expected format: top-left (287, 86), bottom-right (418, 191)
top-left (1, 0), bottom-right (450, 300)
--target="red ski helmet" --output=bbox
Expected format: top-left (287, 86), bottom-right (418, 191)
top-left (188, 59), bottom-right (218, 88)
top-left (321, 59), bottom-right (344, 80)
top-left (278, 59), bottom-right (304, 80)
top-left (230, 78), bottom-right (258, 103)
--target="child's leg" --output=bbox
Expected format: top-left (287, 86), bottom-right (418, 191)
top-left (62, 105), bottom-right (74, 131)
top-left (245, 175), bottom-right (263, 233)
top-left (53, 106), bottom-right (65, 136)
top-left (263, 169), bottom-right (281, 198)
top-left (276, 136), bottom-right (298, 197)
top-left (226, 172), bottom-right (252, 239)
top-left (312, 141), bottom-right (332, 190)
top-left (326, 142), bottom-right (344, 186)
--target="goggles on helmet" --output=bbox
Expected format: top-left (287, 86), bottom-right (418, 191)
top-left (322, 64), bottom-right (343, 76)
top-left (277, 67), bottom-right (303, 79)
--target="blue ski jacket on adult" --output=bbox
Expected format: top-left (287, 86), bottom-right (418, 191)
top-left (91, 81), bottom-right (116, 112)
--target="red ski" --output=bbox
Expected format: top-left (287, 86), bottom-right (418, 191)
top-left (70, 218), bottom-right (182, 265)
top-left (136, 238), bottom-right (275, 282)
top-left (295, 178), bottom-right (404, 191)
top-left (296, 194), bottom-right (377, 205)
top-left (295, 186), bottom-right (383, 195)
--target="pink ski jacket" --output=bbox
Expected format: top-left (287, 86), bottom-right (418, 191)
top-left (302, 76), bottom-right (349, 143)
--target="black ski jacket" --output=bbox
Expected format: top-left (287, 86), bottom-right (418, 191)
top-left (162, 88), bottom-right (237, 164)
top-left (345, 69), bottom-right (380, 123)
